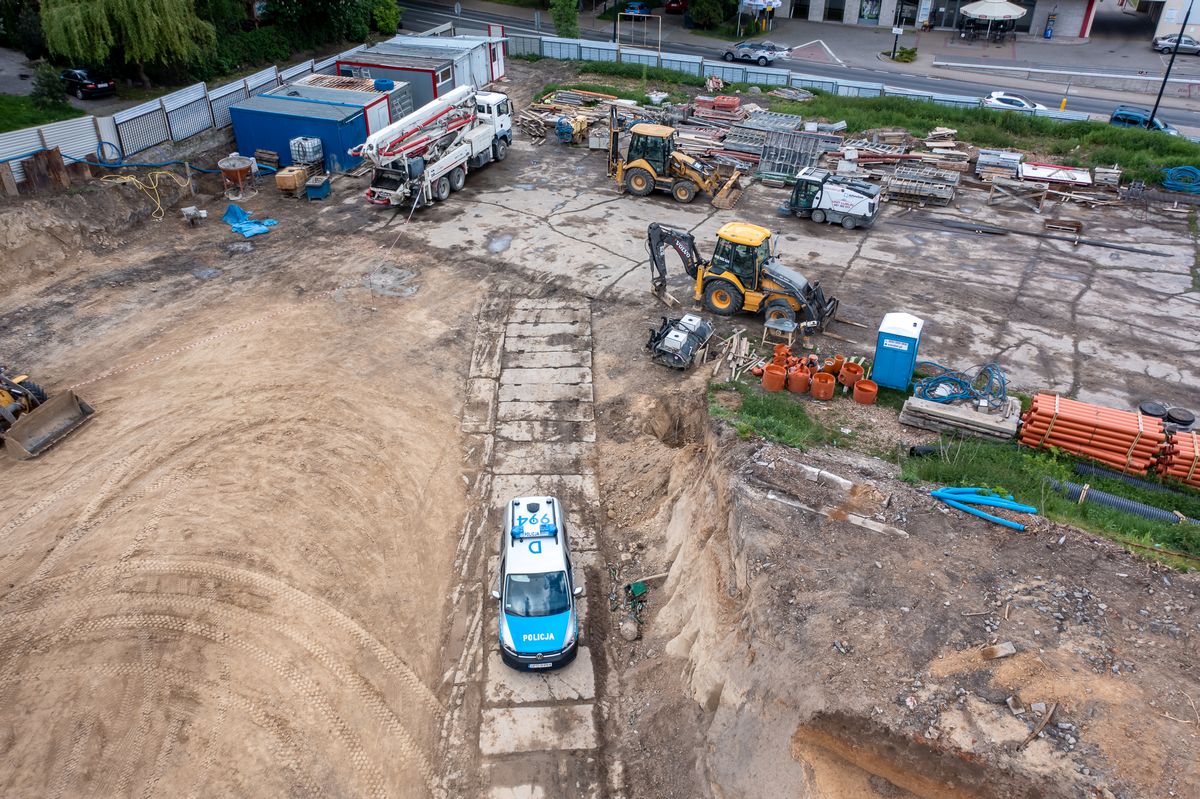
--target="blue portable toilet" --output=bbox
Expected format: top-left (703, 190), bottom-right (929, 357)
top-left (872, 312), bottom-right (925, 391)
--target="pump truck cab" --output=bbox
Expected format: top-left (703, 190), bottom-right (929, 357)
top-left (607, 106), bottom-right (742, 209)
top-left (779, 167), bottom-right (881, 230)
top-left (494, 496), bottom-right (584, 672)
top-left (646, 221), bottom-right (839, 331)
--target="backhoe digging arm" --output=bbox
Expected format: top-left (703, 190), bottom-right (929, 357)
top-left (646, 223), bottom-right (703, 299)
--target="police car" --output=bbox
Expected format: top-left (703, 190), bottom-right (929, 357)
top-left (493, 496), bottom-right (583, 671)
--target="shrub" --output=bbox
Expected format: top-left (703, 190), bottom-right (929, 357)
top-left (370, 0), bottom-right (400, 34)
top-left (30, 63), bottom-right (69, 110)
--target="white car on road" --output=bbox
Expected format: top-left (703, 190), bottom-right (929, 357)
top-left (981, 91), bottom-right (1047, 112)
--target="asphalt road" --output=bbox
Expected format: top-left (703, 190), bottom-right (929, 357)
top-left (400, 1), bottom-right (1200, 129)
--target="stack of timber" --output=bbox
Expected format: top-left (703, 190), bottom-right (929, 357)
top-left (1019, 393), bottom-right (1168, 474)
top-left (900, 396), bottom-right (1021, 441)
top-left (1093, 165), bottom-right (1122, 190)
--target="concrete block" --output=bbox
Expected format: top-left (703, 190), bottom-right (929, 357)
top-left (513, 299), bottom-right (590, 312)
top-left (498, 382), bottom-right (592, 403)
top-left (463, 377), bottom-right (497, 433)
top-left (506, 322), bottom-right (591, 338)
top-left (500, 367), bottom-right (592, 386)
top-left (485, 647), bottom-right (596, 704)
top-left (494, 420), bottom-right (597, 444)
top-left (492, 441), bottom-right (595, 476)
top-left (503, 349), bottom-right (592, 370)
top-left (503, 337), bottom-right (590, 354)
top-left (490, 474), bottom-right (600, 508)
top-left (470, 329), bottom-right (505, 379)
top-left (508, 307), bottom-right (591, 325)
top-left (496, 401), bottom-right (595, 423)
top-left (479, 705), bottom-right (598, 754)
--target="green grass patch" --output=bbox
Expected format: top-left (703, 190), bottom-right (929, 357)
top-left (512, 53), bottom-right (545, 62)
top-left (577, 60), bottom-right (706, 87)
top-left (540, 80), bottom-right (689, 105)
top-left (765, 94), bottom-right (1200, 185)
top-left (708, 380), bottom-right (831, 450)
top-left (0, 94), bottom-right (85, 134)
top-left (904, 440), bottom-right (1200, 564)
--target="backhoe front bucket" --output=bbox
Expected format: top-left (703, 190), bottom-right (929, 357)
top-left (711, 171), bottom-right (743, 210)
top-left (4, 391), bottom-right (95, 459)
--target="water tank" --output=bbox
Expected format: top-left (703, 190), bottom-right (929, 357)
top-left (373, 78), bottom-right (395, 92)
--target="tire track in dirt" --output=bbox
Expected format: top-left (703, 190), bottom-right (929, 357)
top-left (51, 613), bottom-right (392, 799)
top-left (140, 711), bottom-right (186, 799)
top-left (2, 589), bottom-right (438, 786)
top-left (110, 634), bottom-right (163, 798)
top-left (48, 708), bottom-right (96, 799)
top-left (5, 662), bottom-right (322, 798)
top-left (185, 662), bottom-right (230, 799)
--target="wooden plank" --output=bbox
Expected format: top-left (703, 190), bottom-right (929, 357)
top-left (45, 147), bottom-right (70, 189)
top-left (0, 162), bottom-right (18, 197)
top-left (21, 152), bottom-right (52, 193)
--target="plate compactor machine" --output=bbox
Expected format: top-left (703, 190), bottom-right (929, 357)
top-left (645, 221), bottom-right (839, 332)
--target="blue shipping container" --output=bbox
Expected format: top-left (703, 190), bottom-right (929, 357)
top-left (228, 95), bottom-right (367, 173)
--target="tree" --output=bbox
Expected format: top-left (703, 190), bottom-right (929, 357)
top-left (41, 0), bottom-right (216, 87)
top-left (549, 0), bottom-right (579, 39)
top-left (30, 62), bottom-right (67, 109)
top-left (688, 0), bottom-right (727, 28)
top-left (369, 0), bottom-right (399, 35)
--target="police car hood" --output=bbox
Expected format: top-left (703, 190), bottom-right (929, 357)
top-left (763, 260), bottom-right (811, 293)
top-left (503, 610), bottom-right (572, 654)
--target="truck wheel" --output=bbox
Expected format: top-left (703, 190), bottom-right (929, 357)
top-left (671, 180), bottom-right (697, 204)
top-left (811, 209), bottom-right (826, 224)
top-left (703, 280), bottom-right (744, 316)
top-left (764, 299), bottom-right (796, 324)
top-left (625, 167), bottom-right (654, 197)
top-left (492, 139), bottom-right (508, 162)
top-left (434, 176), bottom-right (451, 202)
top-left (841, 216), bottom-right (857, 230)
top-left (449, 166), bottom-right (466, 192)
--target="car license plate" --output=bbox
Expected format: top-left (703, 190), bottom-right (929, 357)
top-left (97, 83), bottom-right (108, 88)
top-left (528, 662), bottom-right (552, 669)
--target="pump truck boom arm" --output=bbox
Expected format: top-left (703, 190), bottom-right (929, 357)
top-left (354, 85), bottom-right (477, 167)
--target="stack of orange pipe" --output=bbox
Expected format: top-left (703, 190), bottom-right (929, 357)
top-left (1019, 393), bottom-right (1170, 475)
top-left (1158, 430), bottom-right (1200, 488)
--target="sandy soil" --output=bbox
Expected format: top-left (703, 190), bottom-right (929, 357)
top-left (0, 179), bottom-right (475, 797)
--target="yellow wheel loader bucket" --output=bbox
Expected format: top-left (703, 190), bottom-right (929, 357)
top-left (711, 171), bottom-right (743, 210)
top-left (4, 391), bottom-right (95, 460)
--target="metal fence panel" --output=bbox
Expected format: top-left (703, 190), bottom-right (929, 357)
top-left (790, 73), bottom-right (838, 93)
top-left (835, 80), bottom-right (884, 98)
top-left (314, 54), bottom-right (339, 74)
top-left (113, 99), bottom-right (170, 155)
top-left (96, 116), bottom-right (119, 151)
top-left (542, 37), bottom-right (582, 60)
top-left (39, 116), bottom-right (99, 164)
top-left (619, 47), bottom-right (658, 67)
top-left (744, 66), bottom-right (790, 86)
top-left (1032, 108), bottom-right (1090, 122)
top-left (507, 34), bottom-right (541, 56)
top-left (161, 83), bottom-right (212, 141)
top-left (580, 42), bottom-right (618, 62)
top-left (660, 52), bottom-right (702, 76)
top-left (0, 126), bottom-right (45, 182)
top-left (208, 81), bottom-right (249, 129)
top-left (702, 61), bottom-right (746, 82)
top-left (244, 66), bottom-right (279, 96)
top-left (280, 59), bottom-right (315, 82)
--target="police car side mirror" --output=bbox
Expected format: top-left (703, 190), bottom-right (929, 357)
top-left (491, 590), bottom-right (501, 600)
top-left (573, 586), bottom-right (584, 597)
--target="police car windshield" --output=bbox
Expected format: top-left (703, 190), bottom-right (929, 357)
top-left (504, 571), bottom-right (570, 617)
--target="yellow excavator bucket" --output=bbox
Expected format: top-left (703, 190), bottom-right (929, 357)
top-left (711, 171), bottom-right (743, 210)
top-left (4, 391), bottom-right (95, 459)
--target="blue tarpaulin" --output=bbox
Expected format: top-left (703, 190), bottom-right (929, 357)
top-left (222, 204), bottom-right (278, 238)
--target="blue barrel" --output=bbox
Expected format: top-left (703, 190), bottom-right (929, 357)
top-left (373, 78), bottom-right (395, 92)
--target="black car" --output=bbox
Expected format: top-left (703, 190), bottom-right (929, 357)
top-left (60, 68), bottom-right (116, 100)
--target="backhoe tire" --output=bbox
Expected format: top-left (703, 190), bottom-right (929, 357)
top-left (19, 380), bottom-right (48, 404)
top-left (811, 209), bottom-right (826, 224)
top-left (449, 166), bottom-right (466, 192)
top-left (625, 167), bottom-right (655, 197)
top-left (841, 215), bottom-right (857, 230)
top-left (493, 139), bottom-right (508, 162)
top-left (764, 299), bottom-right (796, 324)
top-left (703, 280), bottom-right (744, 316)
top-left (671, 180), bottom-right (697, 204)
top-left (433, 176), bottom-right (451, 202)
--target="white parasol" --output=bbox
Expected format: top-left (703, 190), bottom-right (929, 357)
top-left (959, 0), bottom-right (1027, 37)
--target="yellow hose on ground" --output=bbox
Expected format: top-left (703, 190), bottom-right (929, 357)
top-left (101, 170), bottom-right (193, 221)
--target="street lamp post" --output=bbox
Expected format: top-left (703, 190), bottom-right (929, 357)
top-left (1150, 0), bottom-right (1194, 129)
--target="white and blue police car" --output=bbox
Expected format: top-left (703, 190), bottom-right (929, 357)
top-left (493, 495), bottom-right (583, 671)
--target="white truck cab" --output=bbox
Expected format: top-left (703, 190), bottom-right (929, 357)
top-left (492, 496), bottom-right (583, 671)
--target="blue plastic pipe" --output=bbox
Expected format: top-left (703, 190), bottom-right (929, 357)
top-left (936, 495), bottom-right (1029, 531)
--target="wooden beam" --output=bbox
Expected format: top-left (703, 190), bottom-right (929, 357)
top-left (0, 162), bottom-right (18, 197)
top-left (45, 147), bottom-right (71, 189)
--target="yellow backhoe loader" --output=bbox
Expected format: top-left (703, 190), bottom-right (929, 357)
top-left (607, 106), bottom-right (742, 209)
top-left (645, 221), bottom-right (839, 331)
top-left (0, 366), bottom-right (94, 459)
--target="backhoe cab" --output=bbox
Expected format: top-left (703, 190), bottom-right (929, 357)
top-left (608, 107), bottom-right (742, 209)
top-left (646, 222), bottom-right (839, 331)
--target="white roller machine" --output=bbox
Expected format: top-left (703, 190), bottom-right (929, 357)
top-left (351, 85), bottom-right (513, 207)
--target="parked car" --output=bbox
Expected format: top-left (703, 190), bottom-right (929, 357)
top-left (59, 68), bottom-right (116, 100)
top-left (1109, 105), bottom-right (1180, 135)
top-left (981, 91), bottom-right (1047, 112)
top-left (664, 0), bottom-right (688, 12)
top-left (722, 41), bottom-right (785, 66)
top-left (1153, 34), bottom-right (1200, 54)
top-left (623, 2), bottom-right (651, 14)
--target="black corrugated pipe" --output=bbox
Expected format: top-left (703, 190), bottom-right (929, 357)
top-left (1072, 462), bottom-right (1191, 496)
top-left (1046, 479), bottom-right (1200, 526)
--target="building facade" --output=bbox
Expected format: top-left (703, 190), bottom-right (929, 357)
top-left (784, 0), bottom-right (1099, 39)
top-left (1152, 0), bottom-right (1200, 40)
